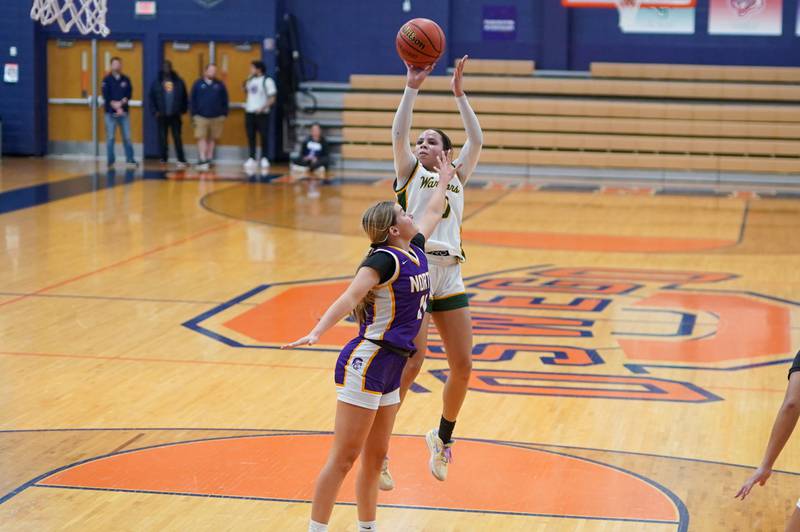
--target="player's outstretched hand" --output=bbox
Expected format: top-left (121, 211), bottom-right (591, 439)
top-left (406, 62), bottom-right (434, 90)
top-left (432, 151), bottom-right (461, 187)
top-left (281, 333), bottom-right (319, 349)
top-left (735, 466), bottom-right (771, 500)
top-left (451, 54), bottom-right (468, 97)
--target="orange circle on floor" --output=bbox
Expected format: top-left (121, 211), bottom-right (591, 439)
top-left (39, 434), bottom-right (680, 523)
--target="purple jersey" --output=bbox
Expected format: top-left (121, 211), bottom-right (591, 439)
top-left (360, 242), bottom-right (429, 352)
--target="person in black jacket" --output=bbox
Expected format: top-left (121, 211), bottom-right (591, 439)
top-left (291, 123), bottom-right (330, 180)
top-left (149, 60), bottom-right (188, 167)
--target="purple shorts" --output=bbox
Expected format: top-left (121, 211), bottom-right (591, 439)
top-left (335, 337), bottom-right (409, 410)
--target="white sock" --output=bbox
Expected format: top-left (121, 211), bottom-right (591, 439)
top-left (308, 520), bottom-right (328, 532)
top-left (358, 520), bottom-right (377, 531)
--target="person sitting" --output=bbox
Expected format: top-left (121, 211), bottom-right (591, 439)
top-left (291, 123), bottom-right (330, 179)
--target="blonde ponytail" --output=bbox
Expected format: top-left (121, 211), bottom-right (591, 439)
top-left (352, 201), bottom-right (397, 324)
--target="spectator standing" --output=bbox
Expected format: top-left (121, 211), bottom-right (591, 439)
top-left (149, 60), bottom-right (188, 168)
top-left (102, 57), bottom-right (138, 168)
top-left (190, 64), bottom-right (228, 171)
top-left (243, 60), bottom-right (277, 172)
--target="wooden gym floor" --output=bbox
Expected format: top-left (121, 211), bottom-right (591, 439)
top-left (1, 157), bottom-right (799, 531)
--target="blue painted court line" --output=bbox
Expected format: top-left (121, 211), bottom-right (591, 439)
top-left (656, 188), bottom-right (728, 197)
top-left (538, 183), bottom-right (600, 192)
top-left (0, 170), bottom-right (163, 215)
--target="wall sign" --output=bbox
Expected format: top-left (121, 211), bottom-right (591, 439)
top-left (482, 5), bottom-right (517, 41)
top-left (4, 63), bottom-right (19, 84)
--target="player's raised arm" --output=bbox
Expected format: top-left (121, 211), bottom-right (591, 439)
top-left (416, 151), bottom-right (460, 240)
top-left (393, 63), bottom-right (433, 186)
top-left (281, 267), bottom-right (380, 349)
top-left (451, 55), bottom-right (483, 185)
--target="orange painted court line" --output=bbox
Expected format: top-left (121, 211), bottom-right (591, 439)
top-left (462, 229), bottom-right (734, 252)
top-left (0, 351), bottom-right (330, 371)
top-left (602, 187), bottom-right (654, 196)
top-left (730, 191), bottom-right (758, 199)
top-left (0, 221), bottom-right (234, 309)
top-left (39, 434), bottom-right (679, 522)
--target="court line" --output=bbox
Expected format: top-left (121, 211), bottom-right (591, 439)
top-left (0, 289), bottom-right (715, 327)
top-left (0, 221), bottom-right (234, 310)
top-left (111, 433), bottom-right (145, 453)
top-left (0, 350), bottom-right (331, 371)
top-left (3, 432), bottom-right (685, 528)
top-left (1, 427), bottom-right (797, 476)
top-left (28, 484), bottom-right (681, 527)
top-left (0, 291), bottom-right (258, 307)
top-left (737, 199), bottom-right (750, 244)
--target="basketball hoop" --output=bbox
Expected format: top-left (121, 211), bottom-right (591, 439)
top-left (614, 0), bottom-right (644, 31)
top-left (30, 0), bottom-right (110, 36)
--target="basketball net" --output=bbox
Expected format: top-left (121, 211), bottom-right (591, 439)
top-left (614, 0), bottom-right (644, 31)
top-left (30, 0), bottom-right (109, 36)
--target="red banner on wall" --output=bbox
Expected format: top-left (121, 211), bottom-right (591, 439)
top-left (708, 0), bottom-right (783, 36)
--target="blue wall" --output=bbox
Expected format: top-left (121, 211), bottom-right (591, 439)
top-left (0, 3), bottom-right (46, 155)
top-left (286, 0), bottom-right (451, 80)
top-left (2, 0), bottom-right (800, 155)
top-left (450, 1), bottom-right (541, 63)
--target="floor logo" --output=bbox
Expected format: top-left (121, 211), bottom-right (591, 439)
top-left (185, 265), bottom-right (798, 403)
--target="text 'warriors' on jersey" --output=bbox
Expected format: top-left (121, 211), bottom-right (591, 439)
top-left (395, 160), bottom-right (465, 261)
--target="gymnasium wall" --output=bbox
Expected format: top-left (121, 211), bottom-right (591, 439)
top-left (2, 0), bottom-right (800, 155)
top-left (0, 3), bottom-right (46, 155)
top-left (0, 0), bottom-right (278, 157)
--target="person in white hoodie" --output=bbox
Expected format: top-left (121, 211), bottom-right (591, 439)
top-left (243, 60), bottom-right (277, 171)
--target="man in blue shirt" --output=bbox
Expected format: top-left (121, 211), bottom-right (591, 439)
top-left (190, 64), bottom-right (229, 171)
top-left (101, 57), bottom-right (137, 168)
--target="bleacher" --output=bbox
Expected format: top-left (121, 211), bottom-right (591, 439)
top-left (298, 59), bottom-right (800, 175)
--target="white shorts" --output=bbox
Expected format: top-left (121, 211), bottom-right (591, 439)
top-left (427, 255), bottom-right (468, 312)
top-left (335, 339), bottom-right (405, 410)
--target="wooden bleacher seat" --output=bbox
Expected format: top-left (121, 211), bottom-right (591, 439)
top-left (342, 126), bottom-right (800, 157)
top-left (342, 93), bottom-right (800, 123)
top-left (339, 70), bottom-right (800, 174)
top-left (342, 144), bottom-right (800, 174)
top-left (341, 110), bottom-right (800, 139)
top-left (592, 62), bottom-right (800, 83)
top-left (462, 59), bottom-right (535, 76)
top-left (349, 74), bottom-right (800, 102)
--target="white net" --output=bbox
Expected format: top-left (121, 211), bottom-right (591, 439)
top-left (614, 0), bottom-right (644, 31)
top-left (30, 0), bottom-right (109, 36)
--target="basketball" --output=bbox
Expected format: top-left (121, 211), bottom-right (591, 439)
top-left (395, 18), bottom-right (445, 68)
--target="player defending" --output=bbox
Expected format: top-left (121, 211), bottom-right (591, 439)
top-left (284, 153), bottom-right (459, 532)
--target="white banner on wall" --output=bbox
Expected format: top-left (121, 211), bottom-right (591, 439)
top-left (621, 7), bottom-right (696, 34)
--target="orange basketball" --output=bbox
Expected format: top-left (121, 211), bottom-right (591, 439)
top-left (396, 18), bottom-right (445, 68)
